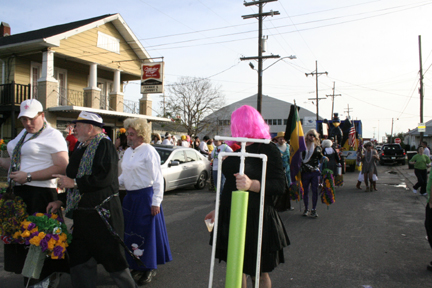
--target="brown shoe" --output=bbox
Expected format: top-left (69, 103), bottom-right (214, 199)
top-left (372, 181), bottom-right (377, 191)
top-left (356, 181), bottom-right (362, 189)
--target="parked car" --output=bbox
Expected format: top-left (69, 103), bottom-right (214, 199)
top-left (153, 144), bottom-right (211, 192)
top-left (379, 143), bottom-right (406, 165)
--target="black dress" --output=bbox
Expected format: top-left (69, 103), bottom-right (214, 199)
top-left (66, 138), bottom-right (129, 273)
top-left (212, 142), bottom-right (290, 276)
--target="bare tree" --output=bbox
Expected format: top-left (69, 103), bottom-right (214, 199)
top-left (164, 77), bottom-right (225, 136)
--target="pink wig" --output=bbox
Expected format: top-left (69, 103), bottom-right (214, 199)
top-left (186, 135), bottom-right (191, 142)
top-left (230, 105), bottom-right (271, 140)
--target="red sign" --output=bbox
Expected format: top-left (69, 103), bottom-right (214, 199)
top-left (141, 62), bottom-right (164, 94)
top-left (142, 64), bottom-right (161, 80)
top-left (394, 138), bottom-right (401, 144)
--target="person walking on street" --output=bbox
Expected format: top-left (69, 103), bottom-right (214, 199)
top-left (48, 111), bottom-right (137, 288)
top-left (301, 129), bottom-right (327, 218)
top-left (205, 105), bottom-right (289, 288)
top-left (361, 142), bottom-right (379, 192)
top-left (0, 99), bottom-right (69, 286)
top-left (410, 146), bottom-right (431, 195)
top-left (209, 139), bottom-right (232, 192)
top-left (119, 118), bottom-right (172, 285)
top-left (275, 132), bottom-right (291, 186)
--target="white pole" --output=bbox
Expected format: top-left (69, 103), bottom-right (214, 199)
top-left (208, 136), bottom-right (270, 288)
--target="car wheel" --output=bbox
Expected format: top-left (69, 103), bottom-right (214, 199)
top-left (195, 171), bottom-right (207, 189)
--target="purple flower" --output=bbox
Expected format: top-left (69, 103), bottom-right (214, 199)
top-left (28, 223), bottom-right (36, 230)
top-left (39, 238), bottom-right (48, 252)
top-left (51, 234), bottom-right (59, 241)
top-left (53, 245), bottom-right (64, 258)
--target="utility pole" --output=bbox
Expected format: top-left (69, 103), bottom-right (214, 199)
top-left (344, 104), bottom-right (353, 119)
top-left (419, 35), bottom-right (424, 144)
top-left (241, 0), bottom-right (280, 114)
top-left (390, 118), bottom-right (394, 143)
top-left (326, 82), bottom-right (341, 119)
top-left (160, 94), bottom-right (167, 116)
top-left (305, 61), bottom-right (328, 121)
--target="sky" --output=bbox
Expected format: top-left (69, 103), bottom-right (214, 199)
top-left (2, 0), bottom-right (432, 140)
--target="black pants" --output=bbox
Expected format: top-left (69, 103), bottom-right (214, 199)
top-left (425, 204), bottom-right (432, 250)
top-left (414, 168), bottom-right (428, 194)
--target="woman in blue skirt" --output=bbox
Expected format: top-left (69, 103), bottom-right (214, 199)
top-left (119, 118), bottom-right (172, 285)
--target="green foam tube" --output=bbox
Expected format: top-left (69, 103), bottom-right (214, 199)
top-left (225, 191), bottom-right (249, 288)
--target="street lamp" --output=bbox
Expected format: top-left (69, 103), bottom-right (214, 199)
top-left (248, 55), bottom-right (296, 71)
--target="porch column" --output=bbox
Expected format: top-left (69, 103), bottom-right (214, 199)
top-left (37, 50), bottom-right (58, 126)
top-left (109, 70), bottom-right (124, 112)
top-left (139, 94), bottom-right (153, 116)
top-left (84, 63), bottom-right (101, 109)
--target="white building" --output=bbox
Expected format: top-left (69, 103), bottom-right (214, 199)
top-left (200, 94), bottom-right (320, 139)
top-left (404, 119), bottom-right (432, 149)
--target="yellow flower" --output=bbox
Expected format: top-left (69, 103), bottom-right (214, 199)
top-left (38, 232), bottom-right (46, 239)
top-left (21, 230), bottom-right (30, 238)
top-left (0, 139), bottom-right (4, 145)
top-left (119, 128), bottom-right (126, 134)
top-left (30, 227), bottom-right (38, 234)
top-left (22, 220), bottom-right (31, 229)
top-left (48, 238), bottom-right (56, 250)
top-left (35, 213), bottom-right (44, 217)
top-left (29, 236), bottom-right (41, 246)
top-left (13, 231), bottom-right (21, 239)
top-left (51, 214), bottom-right (58, 220)
top-left (59, 233), bottom-right (67, 242)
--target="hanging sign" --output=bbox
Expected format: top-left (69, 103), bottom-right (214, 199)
top-left (418, 123), bottom-right (426, 133)
top-left (141, 62), bottom-right (164, 94)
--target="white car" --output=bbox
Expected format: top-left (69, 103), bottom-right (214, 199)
top-left (153, 144), bottom-right (211, 192)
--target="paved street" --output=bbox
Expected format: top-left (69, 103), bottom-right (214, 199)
top-left (1, 164), bottom-right (432, 287)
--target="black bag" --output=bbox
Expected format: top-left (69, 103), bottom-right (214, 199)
top-left (274, 174), bottom-right (291, 212)
top-left (301, 163), bottom-right (314, 173)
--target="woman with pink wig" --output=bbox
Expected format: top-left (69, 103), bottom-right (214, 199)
top-left (205, 105), bottom-right (290, 287)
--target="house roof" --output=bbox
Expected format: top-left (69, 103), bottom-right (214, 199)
top-left (404, 119), bottom-right (432, 136)
top-left (0, 14), bottom-right (151, 61)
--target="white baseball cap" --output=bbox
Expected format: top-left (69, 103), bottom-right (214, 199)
top-left (18, 99), bottom-right (43, 119)
top-left (72, 111), bottom-right (104, 127)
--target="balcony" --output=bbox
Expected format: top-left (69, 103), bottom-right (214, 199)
top-left (58, 87), bottom-right (84, 106)
top-left (0, 82), bottom-right (31, 106)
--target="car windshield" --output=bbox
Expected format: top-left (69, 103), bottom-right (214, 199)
top-left (155, 148), bottom-right (171, 164)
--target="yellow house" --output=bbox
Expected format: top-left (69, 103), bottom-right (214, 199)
top-left (0, 14), bottom-right (169, 139)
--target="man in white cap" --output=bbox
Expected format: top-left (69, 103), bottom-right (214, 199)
top-left (0, 99), bottom-right (69, 285)
top-left (48, 111), bottom-right (138, 288)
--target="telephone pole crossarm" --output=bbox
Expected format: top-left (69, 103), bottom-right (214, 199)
top-left (240, 55), bottom-right (280, 61)
top-left (305, 61), bottom-right (328, 121)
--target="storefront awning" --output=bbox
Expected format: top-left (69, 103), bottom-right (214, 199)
top-left (47, 106), bottom-right (171, 123)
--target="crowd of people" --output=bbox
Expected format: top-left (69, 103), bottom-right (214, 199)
top-left (7, 98), bottom-right (432, 287)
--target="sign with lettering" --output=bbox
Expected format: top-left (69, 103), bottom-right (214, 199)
top-left (418, 123), bottom-right (426, 133)
top-left (141, 62), bottom-right (164, 94)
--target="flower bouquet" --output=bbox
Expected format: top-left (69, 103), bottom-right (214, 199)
top-left (0, 188), bottom-right (28, 244)
top-left (289, 180), bottom-right (304, 201)
top-left (17, 212), bottom-right (72, 279)
top-left (321, 168), bottom-right (336, 206)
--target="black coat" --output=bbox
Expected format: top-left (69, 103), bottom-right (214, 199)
top-left (66, 138), bottom-right (128, 272)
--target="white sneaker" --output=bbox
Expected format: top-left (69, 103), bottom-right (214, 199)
top-left (413, 189), bottom-right (418, 194)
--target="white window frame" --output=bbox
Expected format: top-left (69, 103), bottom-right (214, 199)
top-left (54, 68), bottom-right (68, 105)
top-left (30, 62), bottom-right (41, 99)
top-left (97, 31), bottom-right (120, 54)
top-left (97, 78), bottom-right (114, 110)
